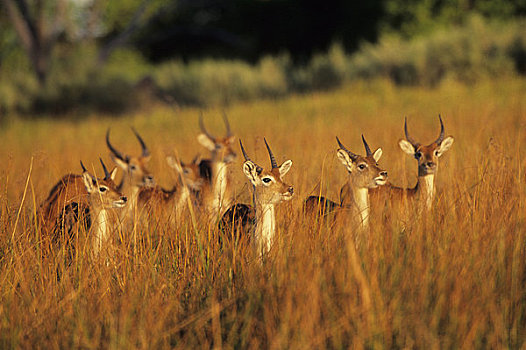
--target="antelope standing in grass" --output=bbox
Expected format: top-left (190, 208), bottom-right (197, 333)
top-left (38, 160), bottom-right (127, 255)
top-left (196, 113), bottom-right (237, 219)
top-left (137, 154), bottom-right (204, 224)
top-left (221, 139), bottom-right (293, 255)
top-left (369, 115), bottom-right (454, 210)
top-left (304, 136), bottom-right (388, 229)
top-left (106, 128), bottom-right (154, 222)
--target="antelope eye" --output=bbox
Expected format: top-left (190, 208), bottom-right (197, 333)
top-left (262, 177), bottom-right (272, 183)
top-left (99, 186), bottom-right (107, 192)
top-left (415, 152), bottom-right (422, 158)
top-left (130, 165), bottom-right (137, 170)
top-left (434, 150), bottom-right (439, 156)
top-left (183, 169), bottom-right (189, 174)
top-left (358, 164), bottom-right (366, 170)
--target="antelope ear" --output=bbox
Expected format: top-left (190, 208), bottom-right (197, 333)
top-left (398, 139), bottom-right (415, 155)
top-left (279, 160), bottom-right (292, 177)
top-left (82, 172), bottom-right (96, 193)
top-left (166, 156), bottom-right (183, 173)
top-left (337, 149), bottom-right (354, 173)
top-left (141, 154), bottom-right (151, 163)
top-left (110, 154), bottom-right (129, 169)
top-left (243, 161), bottom-right (261, 186)
top-left (109, 167), bottom-right (118, 181)
top-left (197, 134), bottom-right (216, 151)
top-left (192, 154), bottom-right (202, 165)
top-left (372, 148), bottom-right (383, 162)
top-left (436, 136), bottom-right (454, 157)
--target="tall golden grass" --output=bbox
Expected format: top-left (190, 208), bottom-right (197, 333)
top-left (1, 77), bottom-right (525, 348)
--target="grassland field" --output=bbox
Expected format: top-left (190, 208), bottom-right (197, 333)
top-left (0, 77), bottom-right (525, 348)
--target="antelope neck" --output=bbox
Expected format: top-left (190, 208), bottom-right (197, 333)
top-left (354, 187), bottom-right (370, 228)
top-left (211, 161), bottom-right (229, 215)
top-left (418, 174), bottom-right (435, 210)
top-left (255, 203), bottom-right (276, 253)
top-left (93, 209), bottom-right (110, 255)
top-left (340, 184), bottom-right (371, 228)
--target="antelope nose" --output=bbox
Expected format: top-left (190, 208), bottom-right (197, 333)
top-left (380, 171), bottom-right (388, 177)
top-left (121, 196), bottom-right (127, 202)
top-left (288, 187), bottom-right (294, 194)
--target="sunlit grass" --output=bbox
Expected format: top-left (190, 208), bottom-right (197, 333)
top-left (1, 76), bottom-right (525, 348)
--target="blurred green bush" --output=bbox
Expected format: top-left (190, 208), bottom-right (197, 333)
top-left (1, 15), bottom-right (525, 116)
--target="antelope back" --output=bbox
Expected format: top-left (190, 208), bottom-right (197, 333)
top-left (106, 128), bottom-right (154, 188)
top-left (398, 115), bottom-right (454, 176)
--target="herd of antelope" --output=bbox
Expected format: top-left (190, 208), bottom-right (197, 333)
top-left (36, 114), bottom-right (454, 258)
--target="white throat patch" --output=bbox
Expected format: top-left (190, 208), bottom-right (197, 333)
top-left (256, 204), bottom-right (276, 254)
top-left (354, 187), bottom-right (370, 229)
top-left (421, 174), bottom-right (435, 210)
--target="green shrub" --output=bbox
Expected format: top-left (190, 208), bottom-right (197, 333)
top-left (349, 15), bottom-right (526, 86)
top-left (1, 15), bottom-right (525, 115)
top-left (155, 56), bottom-right (289, 107)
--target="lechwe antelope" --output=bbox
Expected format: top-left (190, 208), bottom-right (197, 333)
top-left (304, 136), bottom-right (388, 229)
top-left (137, 154), bottom-right (204, 224)
top-left (106, 128), bottom-right (154, 221)
top-left (369, 115), bottom-right (454, 210)
top-left (196, 113), bottom-right (237, 218)
top-left (38, 160), bottom-right (127, 256)
top-left (221, 139), bottom-right (293, 255)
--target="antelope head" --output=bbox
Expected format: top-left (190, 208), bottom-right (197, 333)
top-left (166, 154), bottom-right (205, 192)
top-left (398, 115), bottom-right (454, 177)
top-left (240, 138), bottom-right (294, 205)
top-left (106, 128), bottom-right (155, 188)
top-left (80, 159), bottom-right (127, 209)
top-left (197, 112), bottom-right (237, 164)
top-left (336, 135), bottom-right (388, 189)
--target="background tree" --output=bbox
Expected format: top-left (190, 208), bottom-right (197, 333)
top-left (1, 0), bottom-right (168, 85)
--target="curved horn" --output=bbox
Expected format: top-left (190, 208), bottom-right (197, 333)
top-left (222, 111), bottom-right (232, 137)
top-left (80, 160), bottom-right (88, 173)
top-left (99, 158), bottom-right (110, 180)
top-left (131, 127), bottom-right (150, 157)
top-left (336, 136), bottom-right (359, 160)
top-left (199, 112), bottom-right (216, 141)
top-left (239, 139), bottom-right (262, 172)
top-left (435, 114), bottom-right (445, 144)
top-left (106, 129), bottom-right (125, 161)
top-left (239, 139), bottom-right (251, 162)
top-left (264, 138), bottom-right (278, 169)
top-left (361, 134), bottom-right (373, 156)
top-left (404, 117), bottom-right (419, 147)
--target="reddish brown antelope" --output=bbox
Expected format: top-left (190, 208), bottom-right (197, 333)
top-left (38, 159), bottom-right (127, 255)
top-left (106, 128), bottom-right (154, 222)
top-left (221, 139), bottom-right (293, 255)
top-left (137, 154), bottom-right (204, 224)
top-left (305, 136), bottom-right (388, 229)
top-left (369, 115), bottom-right (454, 210)
top-left (196, 113), bottom-right (237, 219)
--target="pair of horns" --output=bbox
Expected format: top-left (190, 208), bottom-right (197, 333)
top-left (80, 158), bottom-right (112, 180)
top-left (405, 115), bottom-right (445, 147)
top-left (239, 138), bottom-right (278, 170)
top-left (199, 112), bottom-right (232, 140)
top-left (336, 135), bottom-right (373, 160)
top-left (106, 127), bottom-right (150, 160)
